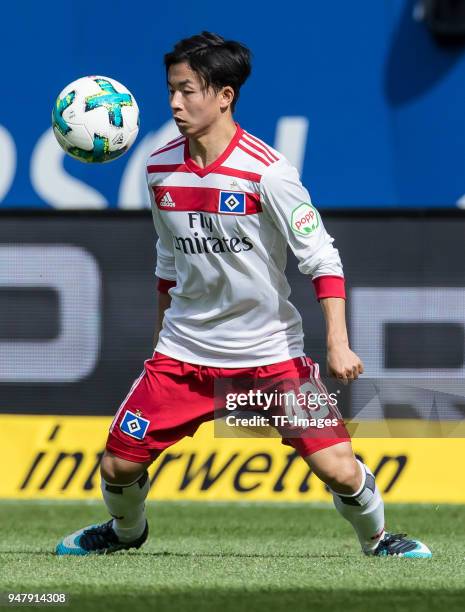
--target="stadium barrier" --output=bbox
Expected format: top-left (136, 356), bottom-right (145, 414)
top-left (2, 415), bottom-right (465, 502)
top-left (1, 211), bottom-right (464, 502)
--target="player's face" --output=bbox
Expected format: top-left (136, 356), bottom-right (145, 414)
top-left (167, 62), bottom-right (224, 137)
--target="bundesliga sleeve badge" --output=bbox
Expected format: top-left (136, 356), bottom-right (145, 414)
top-left (119, 409), bottom-right (150, 440)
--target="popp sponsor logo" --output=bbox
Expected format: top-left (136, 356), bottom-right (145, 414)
top-left (291, 203), bottom-right (319, 236)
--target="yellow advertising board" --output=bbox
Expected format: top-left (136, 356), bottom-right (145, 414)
top-left (1, 415), bottom-right (464, 503)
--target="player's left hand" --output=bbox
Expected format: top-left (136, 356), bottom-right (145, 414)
top-left (327, 343), bottom-right (364, 384)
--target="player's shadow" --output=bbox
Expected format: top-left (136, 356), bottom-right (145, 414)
top-left (0, 550), bottom-right (347, 559)
top-left (128, 551), bottom-right (347, 559)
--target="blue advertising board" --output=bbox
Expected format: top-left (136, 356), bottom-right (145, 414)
top-left (1, 0), bottom-right (465, 209)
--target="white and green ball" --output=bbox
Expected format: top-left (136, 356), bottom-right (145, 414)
top-left (52, 75), bottom-right (139, 163)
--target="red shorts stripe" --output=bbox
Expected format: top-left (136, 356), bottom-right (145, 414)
top-left (109, 368), bottom-right (147, 434)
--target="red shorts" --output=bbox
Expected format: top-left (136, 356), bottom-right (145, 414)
top-left (106, 352), bottom-right (350, 463)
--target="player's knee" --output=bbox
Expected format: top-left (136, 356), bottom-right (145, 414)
top-left (100, 450), bottom-right (150, 484)
top-left (314, 457), bottom-right (361, 493)
top-left (305, 442), bottom-right (362, 493)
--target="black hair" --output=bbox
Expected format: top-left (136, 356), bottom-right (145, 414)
top-left (164, 31), bottom-right (252, 113)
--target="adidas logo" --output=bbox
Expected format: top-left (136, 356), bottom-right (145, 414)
top-left (112, 133), bottom-right (124, 145)
top-left (159, 192), bottom-right (175, 207)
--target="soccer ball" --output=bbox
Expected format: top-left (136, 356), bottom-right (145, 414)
top-left (52, 75), bottom-right (139, 163)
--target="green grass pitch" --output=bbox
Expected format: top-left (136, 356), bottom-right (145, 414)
top-left (0, 501), bottom-right (464, 612)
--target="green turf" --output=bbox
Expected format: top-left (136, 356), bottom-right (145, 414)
top-left (0, 501), bottom-right (464, 612)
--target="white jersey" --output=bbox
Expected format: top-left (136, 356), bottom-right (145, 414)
top-left (146, 124), bottom-right (344, 367)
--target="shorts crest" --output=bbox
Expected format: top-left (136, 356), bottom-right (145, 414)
top-left (120, 409), bottom-right (150, 440)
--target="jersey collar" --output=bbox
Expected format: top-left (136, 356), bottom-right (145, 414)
top-left (184, 123), bottom-right (243, 178)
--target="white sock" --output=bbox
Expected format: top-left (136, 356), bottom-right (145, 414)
top-left (101, 471), bottom-right (150, 543)
top-left (331, 459), bottom-right (385, 553)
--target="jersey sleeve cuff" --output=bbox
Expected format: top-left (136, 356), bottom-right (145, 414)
top-left (157, 277), bottom-right (177, 294)
top-left (312, 275), bottom-right (346, 300)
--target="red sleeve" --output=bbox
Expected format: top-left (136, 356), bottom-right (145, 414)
top-left (312, 275), bottom-right (346, 301)
top-left (157, 277), bottom-right (176, 294)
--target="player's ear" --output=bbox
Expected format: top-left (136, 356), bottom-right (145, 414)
top-left (219, 86), bottom-right (235, 111)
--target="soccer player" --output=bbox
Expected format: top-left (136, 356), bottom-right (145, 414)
top-left (56, 32), bottom-right (431, 558)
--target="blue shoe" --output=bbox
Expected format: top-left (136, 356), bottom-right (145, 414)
top-left (55, 519), bottom-right (148, 556)
top-left (372, 532), bottom-right (432, 558)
